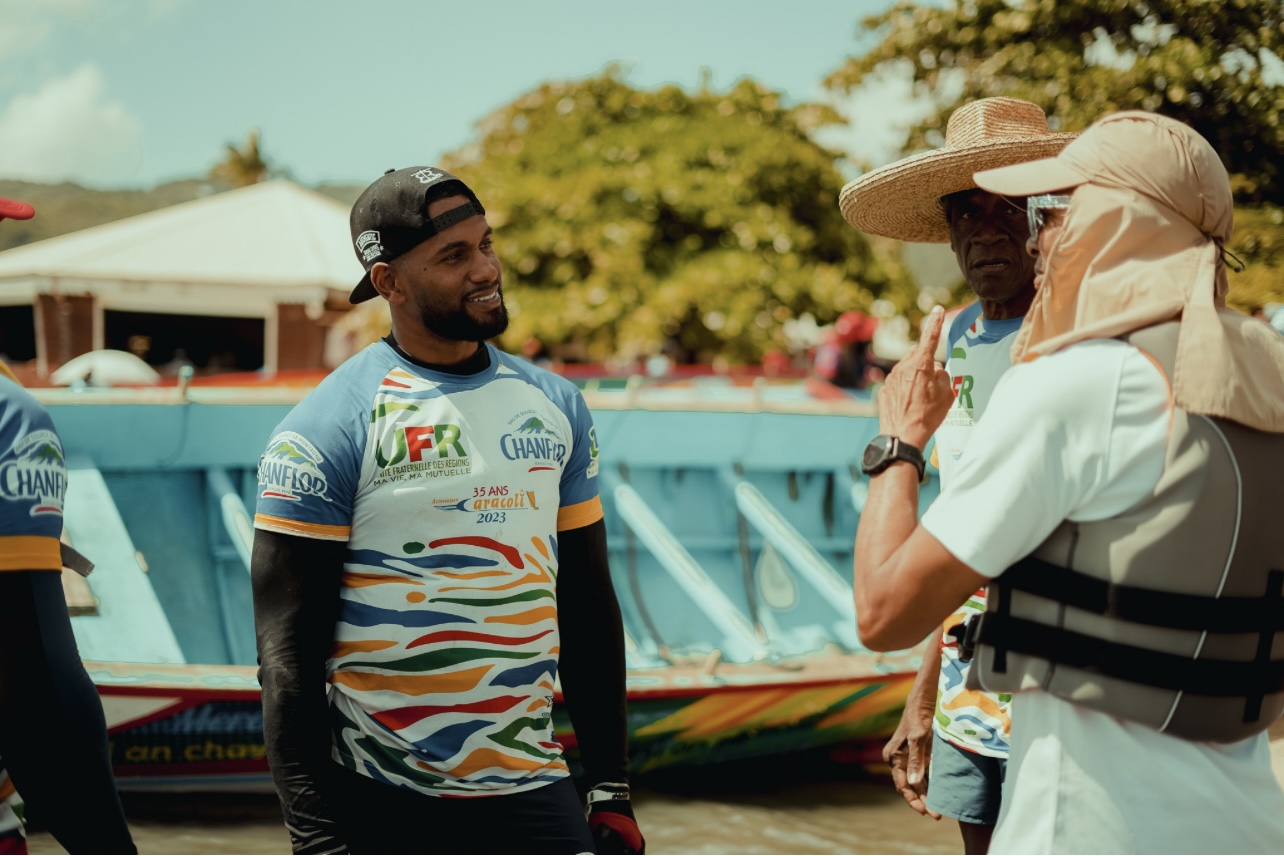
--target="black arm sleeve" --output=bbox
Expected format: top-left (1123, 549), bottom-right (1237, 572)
top-left (0, 570), bottom-right (136, 854)
top-left (555, 518), bottom-right (629, 787)
top-left (251, 528), bottom-right (348, 855)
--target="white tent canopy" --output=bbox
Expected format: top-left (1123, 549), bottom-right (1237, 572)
top-left (0, 180), bottom-right (363, 291)
top-left (0, 180), bottom-right (367, 375)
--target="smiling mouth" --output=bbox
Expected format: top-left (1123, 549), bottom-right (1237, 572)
top-left (466, 287), bottom-right (501, 305)
top-left (972, 259), bottom-right (1011, 271)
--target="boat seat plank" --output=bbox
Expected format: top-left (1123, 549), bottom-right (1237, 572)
top-left (63, 459), bottom-right (186, 665)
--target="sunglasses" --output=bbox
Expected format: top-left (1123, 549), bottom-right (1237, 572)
top-left (1026, 194), bottom-right (1074, 237)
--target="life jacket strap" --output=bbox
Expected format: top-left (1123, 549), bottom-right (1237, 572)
top-left (973, 610), bottom-right (1284, 722)
top-left (998, 556), bottom-right (1284, 633)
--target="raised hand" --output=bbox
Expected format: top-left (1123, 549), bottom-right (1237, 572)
top-left (876, 306), bottom-right (955, 450)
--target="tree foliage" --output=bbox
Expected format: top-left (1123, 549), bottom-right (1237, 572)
top-left (440, 69), bottom-right (902, 364)
top-left (210, 129), bottom-right (270, 187)
top-left (827, 0), bottom-right (1284, 308)
top-left (827, 0), bottom-right (1284, 204)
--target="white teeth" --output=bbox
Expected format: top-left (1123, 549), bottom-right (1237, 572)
top-left (467, 290), bottom-right (499, 303)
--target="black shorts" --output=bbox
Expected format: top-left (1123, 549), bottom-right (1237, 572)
top-left (329, 765), bottom-right (593, 854)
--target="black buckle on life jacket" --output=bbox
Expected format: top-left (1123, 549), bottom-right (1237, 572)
top-left (947, 616), bottom-right (982, 663)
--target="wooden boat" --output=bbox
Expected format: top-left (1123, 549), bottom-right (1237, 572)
top-left (38, 375), bottom-right (933, 791)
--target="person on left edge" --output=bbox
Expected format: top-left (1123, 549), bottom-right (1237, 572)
top-left (0, 195), bottom-right (136, 855)
top-left (251, 167), bottom-right (643, 855)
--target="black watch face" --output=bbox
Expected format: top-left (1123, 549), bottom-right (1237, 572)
top-left (862, 435), bottom-right (892, 472)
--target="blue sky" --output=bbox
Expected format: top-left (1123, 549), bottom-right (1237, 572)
top-left (0, 0), bottom-right (933, 188)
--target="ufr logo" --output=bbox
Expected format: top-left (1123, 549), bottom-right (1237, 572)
top-left (258, 432), bottom-right (330, 502)
top-left (0, 430), bottom-right (66, 516)
top-left (376, 424), bottom-right (468, 468)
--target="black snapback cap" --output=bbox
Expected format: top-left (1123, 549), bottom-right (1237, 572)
top-left (348, 166), bottom-right (486, 304)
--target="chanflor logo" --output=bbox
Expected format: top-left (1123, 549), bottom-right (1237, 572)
top-left (0, 429), bottom-right (66, 516)
top-left (258, 432), bottom-right (330, 502)
top-left (499, 416), bottom-right (566, 472)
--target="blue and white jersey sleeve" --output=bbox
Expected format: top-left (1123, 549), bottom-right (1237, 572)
top-left (253, 361), bottom-right (375, 541)
top-left (0, 379), bottom-right (66, 571)
top-left (555, 387), bottom-right (603, 531)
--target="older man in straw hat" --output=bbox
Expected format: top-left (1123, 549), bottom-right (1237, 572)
top-left (841, 96), bottom-right (1074, 854)
top-left (853, 110), bottom-right (1284, 853)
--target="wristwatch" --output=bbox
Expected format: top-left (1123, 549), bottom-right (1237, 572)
top-left (861, 434), bottom-right (926, 480)
top-left (586, 781), bottom-right (630, 807)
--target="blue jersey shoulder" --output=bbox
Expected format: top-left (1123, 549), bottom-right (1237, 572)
top-left (493, 350), bottom-right (588, 424)
top-left (256, 345), bottom-right (395, 521)
top-left (0, 377), bottom-right (55, 435)
top-left (948, 302), bottom-right (984, 350)
top-left (0, 377), bottom-right (67, 536)
top-left (278, 344), bottom-right (396, 434)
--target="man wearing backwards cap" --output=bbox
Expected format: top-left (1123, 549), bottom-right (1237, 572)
top-left (0, 196), bottom-right (136, 854)
top-left (251, 168), bottom-right (642, 854)
top-left (853, 111), bottom-right (1284, 852)
top-left (841, 96), bottom-right (1074, 854)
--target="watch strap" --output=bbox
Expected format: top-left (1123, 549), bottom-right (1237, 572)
top-left (586, 782), bottom-right (630, 807)
top-left (864, 435), bottom-right (925, 479)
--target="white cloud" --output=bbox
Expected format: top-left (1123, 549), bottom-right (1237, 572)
top-left (0, 64), bottom-right (143, 185)
top-left (0, 0), bottom-right (96, 63)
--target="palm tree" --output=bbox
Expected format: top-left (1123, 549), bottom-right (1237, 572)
top-left (210, 129), bottom-right (270, 187)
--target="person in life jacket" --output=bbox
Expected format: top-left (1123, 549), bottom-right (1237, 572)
top-left (0, 194), bottom-right (136, 854)
top-left (851, 112), bottom-right (1284, 853)
top-left (839, 97), bottom-right (1077, 855)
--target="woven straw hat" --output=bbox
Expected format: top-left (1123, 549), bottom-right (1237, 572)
top-left (839, 97), bottom-right (1077, 243)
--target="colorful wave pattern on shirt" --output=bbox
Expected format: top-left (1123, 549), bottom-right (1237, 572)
top-left (329, 530), bottom-right (569, 794)
top-left (0, 766), bottom-right (24, 851)
top-left (937, 589), bottom-right (1011, 757)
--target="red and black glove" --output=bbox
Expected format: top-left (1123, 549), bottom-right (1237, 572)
top-left (586, 782), bottom-right (645, 855)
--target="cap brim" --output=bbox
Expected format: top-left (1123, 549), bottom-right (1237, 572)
top-left (839, 133), bottom-right (1078, 243)
top-left (974, 156), bottom-right (1088, 197)
top-left (349, 272), bottom-right (378, 304)
top-left (0, 197), bottom-right (35, 221)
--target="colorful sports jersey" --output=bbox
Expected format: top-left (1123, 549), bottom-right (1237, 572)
top-left (932, 303), bottom-right (1020, 758)
top-left (0, 772), bottom-right (22, 855)
top-left (0, 377), bottom-right (68, 852)
top-left (0, 378), bottom-right (66, 573)
top-left (254, 342), bottom-right (603, 796)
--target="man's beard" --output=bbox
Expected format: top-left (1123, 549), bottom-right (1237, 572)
top-left (415, 279), bottom-right (509, 342)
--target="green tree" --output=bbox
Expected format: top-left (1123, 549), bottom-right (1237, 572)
top-left (210, 129), bottom-right (270, 187)
top-left (827, 0), bottom-right (1284, 201)
top-left (439, 69), bottom-right (903, 364)
top-left (827, 0), bottom-right (1284, 307)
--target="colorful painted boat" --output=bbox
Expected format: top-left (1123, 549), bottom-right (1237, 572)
top-left (38, 376), bottom-right (934, 790)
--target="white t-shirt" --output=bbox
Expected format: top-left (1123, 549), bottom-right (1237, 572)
top-left (922, 338), bottom-right (1284, 854)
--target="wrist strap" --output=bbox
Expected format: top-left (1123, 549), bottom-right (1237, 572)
top-left (586, 781), bottom-right (630, 807)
